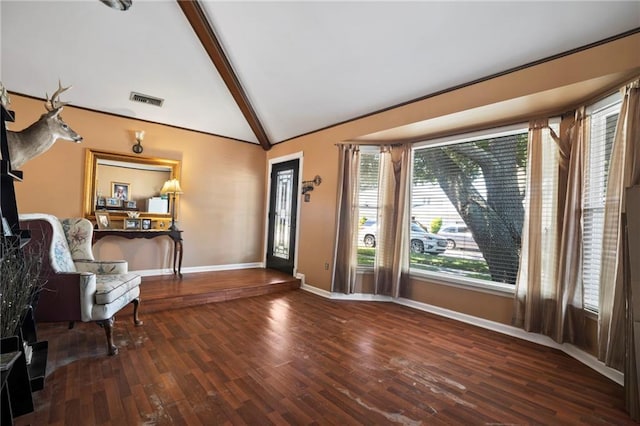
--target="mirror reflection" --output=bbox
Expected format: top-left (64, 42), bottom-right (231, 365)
top-left (84, 149), bottom-right (182, 226)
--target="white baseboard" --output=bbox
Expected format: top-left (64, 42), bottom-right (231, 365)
top-left (300, 282), bottom-right (624, 386)
top-left (134, 268), bottom-right (173, 277)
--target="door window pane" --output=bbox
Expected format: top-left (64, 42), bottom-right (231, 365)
top-left (273, 169), bottom-right (293, 259)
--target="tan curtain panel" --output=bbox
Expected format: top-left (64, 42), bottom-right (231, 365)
top-left (514, 120), bottom-right (548, 330)
top-left (514, 114), bottom-right (587, 344)
top-left (554, 108), bottom-right (588, 344)
top-left (332, 144), bottom-right (360, 294)
top-left (373, 144), bottom-right (411, 297)
top-left (513, 120), bottom-right (556, 335)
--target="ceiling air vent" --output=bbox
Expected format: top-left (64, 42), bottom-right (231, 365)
top-left (129, 92), bottom-right (164, 107)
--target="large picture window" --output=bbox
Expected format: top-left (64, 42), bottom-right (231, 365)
top-left (349, 98), bottom-right (621, 309)
top-left (410, 126), bottom-right (529, 285)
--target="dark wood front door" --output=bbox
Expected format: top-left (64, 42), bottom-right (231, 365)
top-left (266, 159), bottom-right (299, 275)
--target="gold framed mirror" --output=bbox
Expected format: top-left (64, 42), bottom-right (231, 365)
top-left (83, 149), bottom-right (182, 228)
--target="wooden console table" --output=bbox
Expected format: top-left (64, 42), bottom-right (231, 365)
top-left (93, 229), bottom-right (183, 276)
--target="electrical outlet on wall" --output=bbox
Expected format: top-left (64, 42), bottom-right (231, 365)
top-left (324, 262), bottom-right (329, 270)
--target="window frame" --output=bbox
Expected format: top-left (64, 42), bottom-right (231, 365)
top-left (409, 120), bottom-right (558, 294)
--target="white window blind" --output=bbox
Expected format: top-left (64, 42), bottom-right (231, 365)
top-left (357, 150), bottom-right (380, 265)
top-left (411, 127), bottom-right (529, 284)
top-left (583, 95), bottom-right (621, 312)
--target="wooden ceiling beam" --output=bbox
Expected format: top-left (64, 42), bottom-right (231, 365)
top-left (177, 0), bottom-right (271, 151)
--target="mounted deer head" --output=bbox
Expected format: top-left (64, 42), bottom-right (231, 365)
top-left (5, 81), bottom-right (83, 170)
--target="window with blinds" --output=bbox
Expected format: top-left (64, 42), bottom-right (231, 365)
top-left (583, 94), bottom-right (621, 312)
top-left (357, 149), bottom-right (380, 266)
top-left (411, 126), bottom-right (529, 285)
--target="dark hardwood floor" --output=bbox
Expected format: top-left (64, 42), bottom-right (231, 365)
top-left (15, 270), bottom-right (635, 425)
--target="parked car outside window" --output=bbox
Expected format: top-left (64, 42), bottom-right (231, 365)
top-left (359, 220), bottom-right (447, 254)
top-left (437, 224), bottom-right (479, 250)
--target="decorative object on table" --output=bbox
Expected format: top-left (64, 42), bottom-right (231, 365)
top-left (301, 175), bottom-right (322, 202)
top-left (132, 130), bottom-right (144, 154)
top-left (126, 211), bottom-right (140, 219)
top-left (125, 200), bottom-right (137, 209)
top-left (96, 196), bottom-right (106, 208)
top-left (124, 218), bottom-right (141, 230)
top-left (6, 81), bottom-right (82, 170)
top-left (95, 212), bottom-right (111, 229)
top-left (161, 178), bottom-right (183, 231)
top-left (147, 197), bottom-right (168, 214)
top-left (111, 182), bottom-right (129, 200)
top-left (105, 197), bottom-right (122, 208)
top-left (141, 219), bottom-right (152, 230)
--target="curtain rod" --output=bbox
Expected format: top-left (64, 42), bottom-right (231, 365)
top-left (334, 141), bottom-right (404, 147)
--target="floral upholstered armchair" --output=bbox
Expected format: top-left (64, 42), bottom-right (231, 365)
top-left (19, 214), bottom-right (142, 355)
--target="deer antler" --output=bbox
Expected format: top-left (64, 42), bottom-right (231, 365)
top-left (45, 80), bottom-right (71, 111)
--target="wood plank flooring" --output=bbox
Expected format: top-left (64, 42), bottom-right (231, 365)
top-left (15, 276), bottom-right (635, 425)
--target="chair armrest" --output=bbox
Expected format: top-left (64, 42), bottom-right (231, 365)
top-left (75, 260), bottom-right (128, 275)
top-left (78, 273), bottom-right (98, 322)
top-left (34, 272), bottom-right (96, 323)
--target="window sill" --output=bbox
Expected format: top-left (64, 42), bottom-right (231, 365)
top-left (584, 308), bottom-right (598, 321)
top-left (357, 266), bottom-right (515, 297)
top-left (410, 269), bottom-right (515, 297)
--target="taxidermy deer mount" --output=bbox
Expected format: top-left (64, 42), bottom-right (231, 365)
top-left (5, 82), bottom-right (83, 170)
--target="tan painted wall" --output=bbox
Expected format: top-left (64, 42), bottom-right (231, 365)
top-left (9, 95), bottom-right (267, 271)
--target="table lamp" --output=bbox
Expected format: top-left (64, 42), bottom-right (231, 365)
top-left (161, 178), bottom-right (183, 231)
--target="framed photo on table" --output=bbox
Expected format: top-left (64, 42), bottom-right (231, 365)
top-left (112, 182), bottom-right (130, 201)
top-left (124, 218), bottom-right (141, 230)
top-left (105, 197), bottom-right (122, 208)
top-left (96, 212), bottom-right (111, 229)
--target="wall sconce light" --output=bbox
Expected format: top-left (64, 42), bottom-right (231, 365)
top-left (132, 130), bottom-right (144, 154)
top-left (99, 0), bottom-right (132, 11)
top-left (301, 175), bottom-right (322, 202)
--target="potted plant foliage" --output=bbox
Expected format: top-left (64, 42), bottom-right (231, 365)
top-left (1, 237), bottom-right (46, 418)
top-left (1, 238), bottom-right (44, 340)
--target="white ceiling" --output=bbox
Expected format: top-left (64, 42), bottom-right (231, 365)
top-left (2, 1), bottom-right (639, 147)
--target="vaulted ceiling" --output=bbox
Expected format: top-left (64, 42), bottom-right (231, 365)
top-left (2, 1), bottom-right (639, 150)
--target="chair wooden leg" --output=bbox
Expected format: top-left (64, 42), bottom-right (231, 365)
top-left (132, 298), bottom-right (143, 326)
top-left (98, 317), bottom-right (118, 356)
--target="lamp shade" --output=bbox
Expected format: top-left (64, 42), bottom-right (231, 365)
top-left (161, 178), bottom-right (183, 195)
